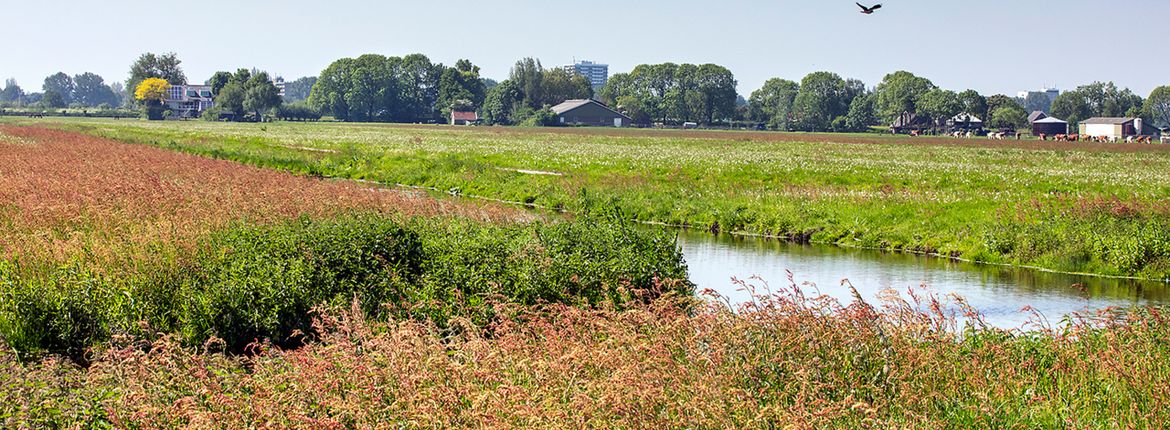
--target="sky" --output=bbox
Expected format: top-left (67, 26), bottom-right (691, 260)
top-left (3, 0), bottom-right (1168, 97)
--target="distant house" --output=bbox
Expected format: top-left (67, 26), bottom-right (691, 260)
top-left (1028, 111), bottom-right (1048, 124)
top-left (450, 110), bottom-right (478, 126)
top-left (948, 113), bottom-right (984, 131)
top-left (1078, 117), bottom-right (1154, 139)
top-left (550, 99), bottom-right (632, 127)
top-left (890, 112), bottom-right (929, 134)
top-left (164, 85), bottom-right (214, 118)
top-left (1032, 116), bottom-right (1069, 136)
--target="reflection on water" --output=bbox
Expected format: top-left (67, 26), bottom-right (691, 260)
top-left (676, 230), bottom-right (1170, 329)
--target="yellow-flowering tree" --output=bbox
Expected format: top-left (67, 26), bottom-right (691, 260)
top-left (135, 78), bottom-right (170, 120)
top-left (134, 78), bottom-right (170, 104)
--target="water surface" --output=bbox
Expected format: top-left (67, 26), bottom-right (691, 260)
top-left (677, 230), bottom-right (1170, 328)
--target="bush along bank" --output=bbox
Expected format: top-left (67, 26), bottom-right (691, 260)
top-left (0, 212), bottom-right (690, 359)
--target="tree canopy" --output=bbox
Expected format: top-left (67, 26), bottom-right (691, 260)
top-left (748, 78), bottom-right (800, 130)
top-left (309, 54), bottom-right (459, 122)
top-left (0, 79), bottom-right (24, 104)
top-left (42, 73), bottom-right (75, 105)
top-left (598, 62), bottom-right (736, 125)
top-left (1051, 82), bottom-right (1144, 126)
top-left (873, 71), bottom-right (935, 123)
top-left (72, 73), bottom-right (121, 107)
top-left (1145, 86), bottom-right (1170, 128)
top-left (281, 76), bottom-right (317, 103)
top-left (134, 78), bottom-right (170, 104)
top-left (127, 52), bottom-right (186, 105)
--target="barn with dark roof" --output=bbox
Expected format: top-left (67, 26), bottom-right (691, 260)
top-left (550, 99), bottom-right (632, 127)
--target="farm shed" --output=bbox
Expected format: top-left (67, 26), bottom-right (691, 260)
top-left (1028, 111), bottom-right (1048, 123)
top-left (1032, 116), bottom-right (1068, 136)
top-left (550, 99), bottom-right (632, 127)
top-left (890, 112), bottom-right (929, 134)
top-left (948, 113), bottom-right (984, 131)
top-left (1078, 117), bottom-right (1144, 139)
top-left (450, 110), bottom-right (478, 125)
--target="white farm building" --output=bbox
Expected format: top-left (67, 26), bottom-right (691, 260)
top-left (1078, 117), bottom-right (1152, 139)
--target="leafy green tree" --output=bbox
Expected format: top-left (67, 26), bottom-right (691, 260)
top-left (1078, 81), bottom-right (1142, 117)
top-left (243, 72), bottom-right (282, 119)
top-left (215, 82), bottom-right (245, 117)
top-left (437, 60), bottom-right (486, 119)
top-left (844, 92), bottom-right (877, 132)
top-left (310, 57), bottom-right (356, 120)
top-left (1, 78), bottom-right (25, 104)
top-left (231, 69), bottom-right (253, 86)
top-left (481, 79), bottom-right (523, 125)
top-left (72, 72), bottom-right (119, 107)
top-left (1145, 86), bottom-right (1170, 128)
top-left (873, 71), bottom-right (935, 123)
top-left (309, 55), bottom-right (407, 122)
top-left (693, 64), bottom-right (737, 125)
top-left (1022, 92), bottom-right (1052, 113)
top-left (398, 54), bottom-right (442, 122)
top-left (540, 68), bottom-right (592, 107)
top-left (984, 95), bottom-right (1017, 119)
top-left (42, 90), bottom-right (66, 108)
top-left (42, 72), bottom-right (75, 105)
top-left (916, 89), bottom-right (961, 129)
top-left (957, 90), bottom-right (987, 118)
top-left (792, 71), bottom-right (848, 131)
top-left (749, 78), bottom-right (799, 130)
top-left (207, 71), bottom-right (232, 95)
top-left (510, 58), bottom-right (544, 110)
top-left (127, 52), bottom-right (186, 104)
top-left (1050, 91), bottom-right (1090, 126)
top-left (281, 76), bottom-right (317, 103)
top-left (109, 82), bottom-right (127, 107)
top-left (989, 104), bottom-right (1028, 129)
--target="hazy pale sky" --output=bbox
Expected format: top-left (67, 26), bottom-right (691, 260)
top-left (3, 0), bottom-right (1168, 97)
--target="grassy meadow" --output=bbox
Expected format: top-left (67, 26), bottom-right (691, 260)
top-left (20, 117), bottom-right (1170, 279)
top-left (4, 121), bottom-right (1170, 427)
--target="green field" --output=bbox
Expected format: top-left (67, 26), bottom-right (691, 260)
top-left (5, 120), bottom-right (1170, 427)
top-left (22, 117), bottom-right (1170, 279)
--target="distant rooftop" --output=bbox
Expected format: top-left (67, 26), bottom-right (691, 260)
top-left (1081, 117), bottom-right (1136, 125)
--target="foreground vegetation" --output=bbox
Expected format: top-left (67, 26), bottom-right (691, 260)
top-left (0, 126), bottom-right (686, 360)
top-left (4, 123), bottom-right (1170, 427)
top-left (6, 281), bottom-right (1170, 428)
top-left (24, 118), bottom-right (1170, 280)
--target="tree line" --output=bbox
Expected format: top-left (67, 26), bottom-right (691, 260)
top-left (0, 74), bottom-right (125, 110)
top-left (6, 51), bottom-right (1169, 131)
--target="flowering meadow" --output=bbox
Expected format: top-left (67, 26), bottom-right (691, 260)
top-left (32, 118), bottom-right (1170, 279)
top-left (3, 121), bottom-right (1170, 427)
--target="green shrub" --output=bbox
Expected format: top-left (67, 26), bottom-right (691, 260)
top-left (0, 212), bottom-right (691, 357)
top-left (0, 263), bottom-right (125, 362)
top-left (180, 216), bottom-right (421, 350)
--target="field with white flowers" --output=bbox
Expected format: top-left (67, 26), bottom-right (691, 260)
top-left (22, 118), bottom-right (1170, 279)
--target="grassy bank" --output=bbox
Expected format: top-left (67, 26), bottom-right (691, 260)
top-left (5, 282), bottom-right (1169, 428)
top-left (15, 118), bottom-right (1170, 279)
top-left (0, 126), bottom-right (687, 359)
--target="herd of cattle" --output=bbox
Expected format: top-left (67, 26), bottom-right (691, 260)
top-left (909, 129), bottom-right (1167, 144)
top-left (1039, 134), bottom-right (1158, 144)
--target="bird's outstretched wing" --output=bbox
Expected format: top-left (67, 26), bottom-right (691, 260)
top-left (856, 2), bottom-right (867, 10)
top-left (871, 4), bottom-right (882, 10)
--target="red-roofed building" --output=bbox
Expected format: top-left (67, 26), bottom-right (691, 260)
top-left (450, 110), bottom-right (479, 125)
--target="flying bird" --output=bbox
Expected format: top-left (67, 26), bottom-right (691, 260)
top-left (856, 2), bottom-right (882, 14)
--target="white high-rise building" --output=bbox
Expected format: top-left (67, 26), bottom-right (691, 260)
top-left (563, 60), bottom-right (609, 89)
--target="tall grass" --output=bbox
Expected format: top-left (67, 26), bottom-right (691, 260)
top-left (0, 213), bottom-right (690, 358)
top-left (4, 280), bottom-right (1167, 428)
